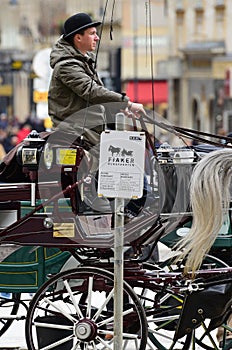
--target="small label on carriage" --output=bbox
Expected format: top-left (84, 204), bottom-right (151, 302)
top-left (22, 148), bottom-right (37, 165)
top-left (98, 130), bottom-right (145, 198)
top-left (53, 223), bottom-right (75, 237)
top-left (56, 148), bottom-right (77, 165)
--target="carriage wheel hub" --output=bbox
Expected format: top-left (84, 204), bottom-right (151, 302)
top-left (75, 319), bottom-right (97, 341)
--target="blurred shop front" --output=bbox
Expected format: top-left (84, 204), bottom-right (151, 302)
top-left (0, 50), bottom-right (33, 122)
top-left (179, 41), bottom-right (226, 133)
top-left (213, 56), bottom-right (232, 134)
top-left (125, 79), bottom-right (168, 115)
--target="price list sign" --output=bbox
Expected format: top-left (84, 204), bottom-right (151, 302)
top-left (98, 130), bottom-right (145, 199)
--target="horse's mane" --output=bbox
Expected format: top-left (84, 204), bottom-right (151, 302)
top-left (174, 148), bottom-right (232, 275)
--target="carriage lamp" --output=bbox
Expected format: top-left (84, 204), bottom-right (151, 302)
top-left (16, 130), bottom-right (45, 171)
top-left (16, 130), bottom-right (45, 206)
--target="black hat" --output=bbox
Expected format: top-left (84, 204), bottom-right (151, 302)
top-left (63, 13), bottom-right (101, 39)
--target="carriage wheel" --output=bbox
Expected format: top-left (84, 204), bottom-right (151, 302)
top-left (0, 292), bottom-right (21, 337)
top-left (25, 266), bottom-right (147, 350)
top-left (132, 286), bottom-right (189, 350)
top-left (133, 285), bottom-right (231, 350)
top-left (136, 253), bottom-right (231, 350)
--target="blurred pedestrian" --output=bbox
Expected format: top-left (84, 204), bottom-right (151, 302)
top-left (0, 143), bottom-right (6, 162)
top-left (16, 123), bottom-right (32, 144)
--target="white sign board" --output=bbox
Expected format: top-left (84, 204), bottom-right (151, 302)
top-left (98, 130), bottom-right (146, 199)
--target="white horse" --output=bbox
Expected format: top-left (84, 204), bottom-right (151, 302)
top-left (174, 148), bottom-right (232, 275)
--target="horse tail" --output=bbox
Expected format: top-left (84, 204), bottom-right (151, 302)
top-left (174, 148), bottom-right (232, 275)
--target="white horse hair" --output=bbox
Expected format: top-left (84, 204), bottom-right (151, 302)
top-left (174, 148), bottom-right (232, 275)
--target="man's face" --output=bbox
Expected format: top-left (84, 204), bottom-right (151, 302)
top-left (74, 27), bottom-right (99, 54)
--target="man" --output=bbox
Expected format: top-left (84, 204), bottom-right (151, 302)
top-left (48, 12), bottom-right (145, 138)
top-left (48, 12), bottom-right (148, 220)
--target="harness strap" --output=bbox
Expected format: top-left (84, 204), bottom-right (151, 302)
top-left (142, 114), bottom-right (232, 148)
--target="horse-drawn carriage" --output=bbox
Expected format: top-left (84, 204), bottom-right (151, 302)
top-left (0, 106), bottom-right (232, 349)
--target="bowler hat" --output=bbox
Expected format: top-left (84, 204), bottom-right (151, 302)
top-left (63, 13), bottom-right (101, 39)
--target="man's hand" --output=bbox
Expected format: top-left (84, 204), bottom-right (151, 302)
top-left (125, 102), bottom-right (146, 118)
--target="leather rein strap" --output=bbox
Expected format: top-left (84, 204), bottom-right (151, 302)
top-left (142, 113), bottom-right (232, 149)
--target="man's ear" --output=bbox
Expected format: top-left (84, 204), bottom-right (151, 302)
top-left (75, 34), bottom-right (82, 42)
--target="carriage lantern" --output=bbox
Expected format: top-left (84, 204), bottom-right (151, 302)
top-left (15, 130), bottom-right (45, 206)
top-left (16, 130), bottom-right (45, 171)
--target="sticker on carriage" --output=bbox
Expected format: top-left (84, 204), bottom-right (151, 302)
top-left (53, 223), bottom-right (75, 237)
top-left (56, 148), bottom-right (77, 165)
top-left (98, 130), bottom-right (146, 199)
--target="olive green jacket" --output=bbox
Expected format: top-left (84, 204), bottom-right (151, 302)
top-left (48, 37), bottom-right (128, 132)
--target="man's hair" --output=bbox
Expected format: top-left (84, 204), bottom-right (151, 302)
top-left (77, 29), bottom-right (85, 35)
top-left (65, 28), bottom-right (85, 46)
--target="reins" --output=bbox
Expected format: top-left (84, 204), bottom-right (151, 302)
top-left (142, 113), bottom-right (232, 149)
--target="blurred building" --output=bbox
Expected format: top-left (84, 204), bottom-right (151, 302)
top-left (159, 0), bottom-right (232, 133)
top-left (0, 0), bottom-right (65, 121)
top-left (0, 0), bottom-right (232, 134)
top-left (0, 0), bottom-right (169, 123)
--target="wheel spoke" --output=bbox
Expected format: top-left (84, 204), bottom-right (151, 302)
top-left (34, 320), bottom-right (72, 331)
top-left (87, 341), bottom-right (97, 349)
top-left (121, 332), bottom-right (141, 340)
top-left (149, 315), bottom-right (179, 324)
top-left (86, 276), bottom-right (93, 318)
top-left (43, 296), bottom-right (76, 322)
top-left (39, 334), bottom-right (73, 350)
top-left (96, 335), bottom-right (114, 349)
top-left (92, 288), bottom-right (114, 322)
top-left (63, 279), bottom-right (84, 319)
top-left (97, 307), bottom-right (134, 328)
top-left (72, 339), bottom-right (82, 349)
top-left (98, 329), bottom-right (114, 337)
